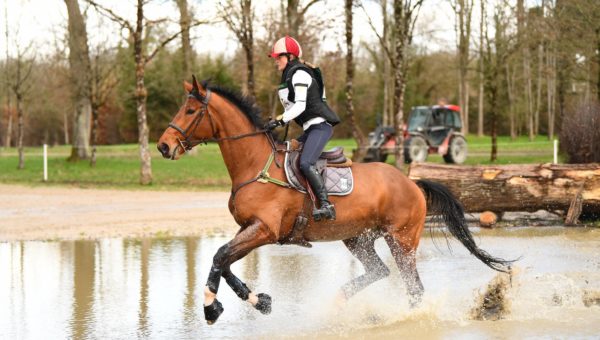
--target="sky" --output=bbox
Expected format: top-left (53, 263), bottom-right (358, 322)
top-left (1, 0), bottom-right (459, 62)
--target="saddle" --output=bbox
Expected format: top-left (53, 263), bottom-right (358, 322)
top-left (283, 141), bottom-right (354, 196)
top-left (280, 141), bottom-right (354, 247)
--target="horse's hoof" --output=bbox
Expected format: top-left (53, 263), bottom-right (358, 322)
top-left (204, 299), bottom-right (224, 324)
top-left (254, 293), bottom-right (272, 315)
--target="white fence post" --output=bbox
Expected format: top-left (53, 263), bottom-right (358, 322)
top-left (553, 139), bottom-right (558, 164)
top-left (43, 144), bottom-right (48, 182)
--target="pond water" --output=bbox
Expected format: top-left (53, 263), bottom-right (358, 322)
top-left (1, 227), bottom-right (600, 339)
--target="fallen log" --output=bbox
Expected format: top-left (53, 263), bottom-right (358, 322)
top-left (408, 163), bottom-right (600, 215)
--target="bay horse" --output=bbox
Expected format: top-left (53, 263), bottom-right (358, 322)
top-left (157, 77), bottom-right (511, 325)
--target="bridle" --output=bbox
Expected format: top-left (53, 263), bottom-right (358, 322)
top-left (167, 89), bottom-right (277, 159)
top-left (165, 86), bottom-right (290, 211)
top-left (167, 89), bottom-right (213, 158)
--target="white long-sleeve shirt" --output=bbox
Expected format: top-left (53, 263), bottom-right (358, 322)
top-left (278, 69), bottom-right (325, 130)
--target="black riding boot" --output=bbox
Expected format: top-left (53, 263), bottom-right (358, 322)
top-left (304, 165), bottom-right (336, 221)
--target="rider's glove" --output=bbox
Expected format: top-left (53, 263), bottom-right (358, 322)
top-left (264, 119), bottom-right (284, 131)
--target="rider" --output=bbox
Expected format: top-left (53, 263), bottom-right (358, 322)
top-left (265, 36), bottom-right (340, 221)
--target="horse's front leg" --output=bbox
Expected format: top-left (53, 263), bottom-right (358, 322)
top-left (204, 220), bottom-right (276, 324)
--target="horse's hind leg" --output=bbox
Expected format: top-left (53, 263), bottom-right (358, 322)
top-left (339, 232), bottom-right (390, 301)
top-left (384, 232), bottom-right (424, 307)
top-left (204, 220), bottom-right (275, 324)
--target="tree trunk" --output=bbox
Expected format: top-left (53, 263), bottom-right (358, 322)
top-left (3, 2), bottom-right (10, 148)
top-left (547, 47), bottom-right (556, 140)
top-left (535, 44), bottom-right (543, 136)
top-left (506, 64), bottom-right (516, 140)
top-left (597, 27), bottom-right (600, 102)
top-left (16, 92), bottom-right (24, 169)
top-left (287, 0), bottom-right (300, 38)
top-left (477, 71), bottom-right (484, 136)
top-left (477, 0), bottom-right (484, 137)
top-left (393, 0), bottom-right (406, 169)
top-left (176, 0), bottom-right (193, 79)
top-left (221, 0), bottom-right (254, 98)
top-left (525, 54), bottom-right (534, 141)
top-left (244, 44), bottom-right (255, 98)
top-left (455, 0), bottom-right (473, 135)
top-left (491, 111), bottom-right (497, 162)
top-left (4, 111), bottom-right (12, 148)
top-left (63, 110), bottom-right (69, 144)
top-left (65, 0), bottom-right (92, 161)
top-left (243, 0), bottom-right (255, 98)
top-left (134, 0), bottom-right (152, 185)
top-left (382, 0), bottom-right (390, 127)
top-left (90, 101), bottom-right (99, 167)
top-left (345, 0), bottom-right (367, 161)
top-left (408, 163), bottom-right (600, 215)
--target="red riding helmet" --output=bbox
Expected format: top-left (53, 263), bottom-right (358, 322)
top-left (268, 36), bottom-right (302, 58)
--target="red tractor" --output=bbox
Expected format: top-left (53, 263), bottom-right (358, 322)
top-left (363, 105), bottom-right (468, 164)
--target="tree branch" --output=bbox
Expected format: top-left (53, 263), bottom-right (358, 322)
top-left (85, 0), bottom-right (133, 34)
top-left (358, 1), bottom-right (396, 67)
top-left (145, 19), bottom-right (211, 64)
top-left (301, 0), bottom-right (321, 16)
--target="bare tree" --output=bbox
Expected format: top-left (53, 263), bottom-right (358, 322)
top-left (506, 63), bottom-right (517, 140)
top-left (361, 0), bottom-right (424, 167)
top-left (90, 48), bottom-right (119, 167)
top-left (87, 0), bottom-right (207, 184)
top-left (380, 0), bottom-right (393, 127)
top-left (285, 0), bottom-right (321, 38)
top-left (546, 44), bottom-right (556, 140)
top-left (392, 0), bottom-right (424, 168)
top-left (3, 3), bottom-right (12, 148)
top-left (220, 0), bottom-right (255, 98)
top-left (484, 6), bottom-right (510, 162)
top-left (476, 0), bottom-right (485, 136)
top-left (345, 0), bottom-right (367, 161)
top-left (9, 43), bottom-right (35, 169)
top-left (65, 0), bottom-right (93, 161)
top-left (451, 0), bottom-right (474, 134)
top-left (175, 0), bottom-right (194, 79)
top-left (517, 0), bottom-right (535, 141)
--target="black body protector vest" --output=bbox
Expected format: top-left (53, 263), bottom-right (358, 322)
top-left (279, 60), bottom-right (341, 127)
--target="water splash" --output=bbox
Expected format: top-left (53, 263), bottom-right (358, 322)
top-left (470, 272), bottom-right (512, 321)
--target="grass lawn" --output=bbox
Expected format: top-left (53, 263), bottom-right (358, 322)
top-left (0, 135), bottom-right (563, 190)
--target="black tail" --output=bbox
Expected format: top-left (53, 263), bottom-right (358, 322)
top-left (416, 179), bottom-right (513, 273)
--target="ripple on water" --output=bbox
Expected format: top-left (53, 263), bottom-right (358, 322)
top-left (0, 228), bottom-right (600, 339)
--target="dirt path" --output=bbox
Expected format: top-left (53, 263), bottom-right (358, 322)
top-left (0, 184), bottom-right (238, 242)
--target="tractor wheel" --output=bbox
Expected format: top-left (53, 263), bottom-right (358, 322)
top-left (404, 136), bottom-right (428, 163)
top-left (443, 135), bottom-right (468, 164)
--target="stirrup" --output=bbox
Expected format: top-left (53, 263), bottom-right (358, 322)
top-left (313, 203), bottom-right (336, 221)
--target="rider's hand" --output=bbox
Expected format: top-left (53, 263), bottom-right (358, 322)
top-left (264, 119), bottom-right (284, 131)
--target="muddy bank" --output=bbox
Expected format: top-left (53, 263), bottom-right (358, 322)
top-left (0, 184), bottom-right (237, 242)
top-left (0, 184), bottom-right (592, 242)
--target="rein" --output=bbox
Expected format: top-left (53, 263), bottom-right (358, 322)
top-left (166, 88), bottom-right (291, 207)
top-left (167, 89), bottom-right (280, 156)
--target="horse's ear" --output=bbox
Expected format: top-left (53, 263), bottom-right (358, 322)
top-left (192, 75), bottom-right (201, 93)
top-left (183, 81), bottom-right (193, 93)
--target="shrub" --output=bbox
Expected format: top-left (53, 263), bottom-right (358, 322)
top-left (560, 101), bottom-right (600, 163)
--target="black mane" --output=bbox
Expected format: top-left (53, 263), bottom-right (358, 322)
top-left (201, 80), bottom-right (264, 130)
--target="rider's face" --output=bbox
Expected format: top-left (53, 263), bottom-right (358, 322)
top-left (275, 54), bottom-right (288, 71)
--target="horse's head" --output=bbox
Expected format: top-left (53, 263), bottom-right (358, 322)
top-left (157, 75), bottom-right (213, 160)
